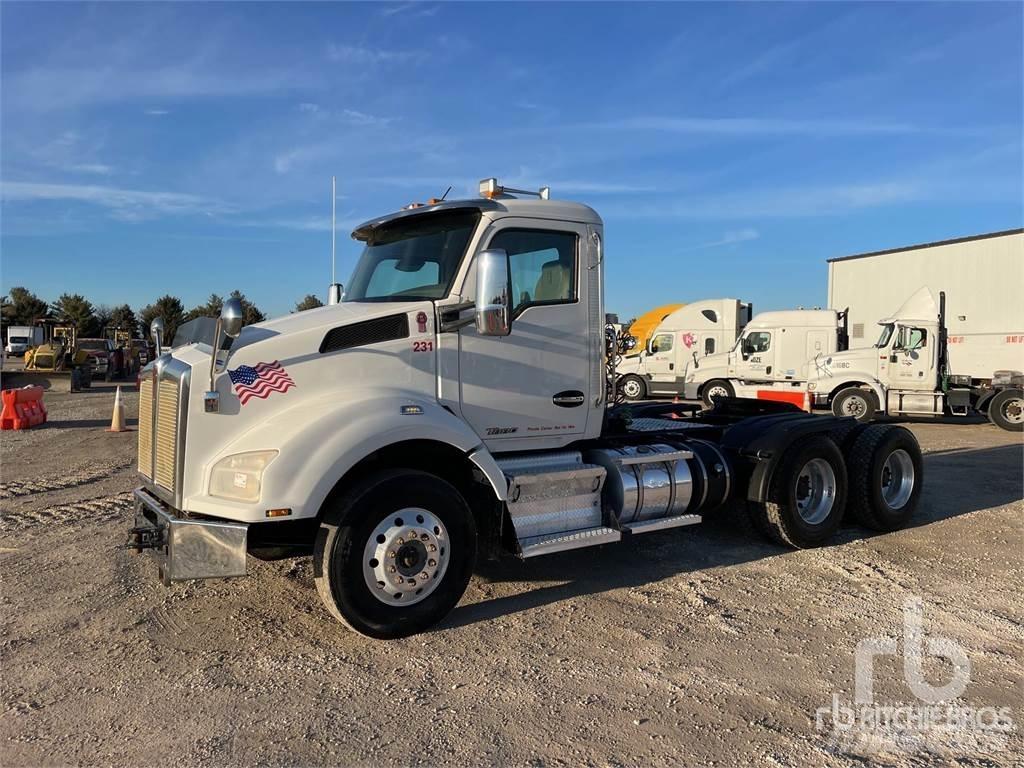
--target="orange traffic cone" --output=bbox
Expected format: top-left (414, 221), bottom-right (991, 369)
top-left (108, 385), bottom-right (127, 432)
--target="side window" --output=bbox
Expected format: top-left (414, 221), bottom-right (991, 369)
top-left (488, 229), bottom-right (577, 316)
top-left (745, 331), bottom-right (771, 353)
top-left (897, 327), bottom-right (927, 349)
top-left (705, 338), bottom-right (715, 355)
top-left (701, 309), bottom-right (718, 323)
top-left (651, 333), bottom-right (673, 354)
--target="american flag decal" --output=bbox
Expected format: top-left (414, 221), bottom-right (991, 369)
top-left (228, 361), bottom-right (296, 405)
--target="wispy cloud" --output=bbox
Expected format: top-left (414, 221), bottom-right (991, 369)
top-left (678, 228), bottom-right (760, 252)
top-left (0, 180), bottom-right (230, 219)
top-left (580, 116), bottom-right (922, 137)
top-left (604, 181), bottom-right (924, 220)
top-left (326, 43), bottom-right (425, 65)
top-left (380, 3), bottom-right (439, 18)
top-left (144, 108), bottom-right (170, 116)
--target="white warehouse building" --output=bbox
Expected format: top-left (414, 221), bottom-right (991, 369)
top-left (827, 228), bottom-right (1024, 347)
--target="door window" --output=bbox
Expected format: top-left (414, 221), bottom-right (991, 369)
top-left (651, 333), bottom-right (673, 354)
top-left (488, 229), bottom-right (577, 317)
top-left (897, 327), bottom-right (927, 350)
top-left (705, 338), bottom-right (715, 355)
top-left (743, 331), bottom-right (772, 355)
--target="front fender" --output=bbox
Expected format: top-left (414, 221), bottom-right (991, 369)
top-left (183, 388), bottom-right (502, 522)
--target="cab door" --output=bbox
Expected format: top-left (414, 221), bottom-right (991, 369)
top-left (890, 325), bottom-right (934, 391)
top-left (734, 330), bottom-right (775, 381)
top-left (645, 332), bottom-right (676, 382)
top-left (458, 219), bottom-right (593, 448)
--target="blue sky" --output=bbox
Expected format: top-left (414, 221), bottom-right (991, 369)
top-left (2, 1), bottom-right (1021, 321)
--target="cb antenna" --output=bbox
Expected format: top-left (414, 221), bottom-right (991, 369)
top-left (440, 185), bottom-right (452, 201)
top-left (328, 175), bottom-right (343, 305)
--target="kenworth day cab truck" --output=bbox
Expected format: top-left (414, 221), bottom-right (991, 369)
top-left (805, 287), bottom-right (1024, 431)
top-left (681, 308), bottom-right (849, 407)
top-left (615, 299), bottom-right (752, 401)
top-left (127, 179), bottom-right (925, 639)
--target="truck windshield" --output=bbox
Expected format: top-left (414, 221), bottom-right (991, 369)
top-left (345, 210), bottom-right (480, 302)
top-left (78, 340), bottom-right (107, 350)
top-left (875, 324), bottom-right (895, 348)
top-left (10, 336), bottom-right (28, 344)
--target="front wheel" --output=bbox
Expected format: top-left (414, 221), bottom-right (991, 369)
top-left (831, 387), bottom-right (876, 423)
top-left (701, 379), bottom-right (734, 408)
top-left (314, 469), bottom-right (477, 639)
top-left (987, 388), bottom-right (1024, 432)
top-left (618, 374), bottom-right (647, 401)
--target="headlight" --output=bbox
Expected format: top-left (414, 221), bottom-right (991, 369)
top-left (807, 382), bottom-right (817, 391)
top-left (209, 450), bottom-right (279, 502)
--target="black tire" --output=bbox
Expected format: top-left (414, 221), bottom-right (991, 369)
top-left (987, 389), bottom-right (1024, 432)
top-left (313, 469), bottom-right (477, 639)
top-left (831, 387), bottom-right (877, 423)
top-left (748, 435), bottom-right (848, 548)
top-left (701, 379), bottom-right (735, 408)
top-left (619, 374), bottom-right (647, 401)
top-left (846, 425), bottom-right (923, 531)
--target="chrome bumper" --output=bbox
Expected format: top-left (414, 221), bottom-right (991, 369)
top-left (129, 487), bottom-right (248, 584)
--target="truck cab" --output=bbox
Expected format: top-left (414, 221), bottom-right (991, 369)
top-left (683, 309), bottom-right (848, 406)
top-left (127, 178), bottom-right (925, 639)
top-left (615, 299), bottom-right (751, 400)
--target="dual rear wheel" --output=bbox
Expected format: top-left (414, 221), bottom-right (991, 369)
top-left (747, 424), bottom-right (922, 547)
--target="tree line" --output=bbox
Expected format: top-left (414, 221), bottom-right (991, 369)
top-left (1, 288), bottom-right (327, 344)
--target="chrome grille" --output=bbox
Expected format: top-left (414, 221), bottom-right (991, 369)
top-left (154, 378), bottom-right (180, 490)
top-left (137, 378), bottom-right (153, 477)
top-left (137, 357), bottom-right (190, 502)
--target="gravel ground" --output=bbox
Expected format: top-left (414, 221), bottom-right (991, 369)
top-left (1, 385), bottom-right (1021, 767)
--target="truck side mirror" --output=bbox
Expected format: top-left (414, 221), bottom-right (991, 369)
top-left (220, 298), bottom-right (244, 339)
top-left (645, 338), bottom-right (654, 355)
top-left (475, 249), bottom-right (512, 336)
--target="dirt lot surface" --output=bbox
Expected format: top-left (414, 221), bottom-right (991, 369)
top-left (2, 386), bottom-right (1022, 767)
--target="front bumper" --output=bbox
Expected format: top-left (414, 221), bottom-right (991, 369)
top-left (128, 487), bottom-right (248, 584)
top-left (683, 382), bottom-right (701, 400)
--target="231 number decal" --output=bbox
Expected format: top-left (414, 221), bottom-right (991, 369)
top-left (413, 341), bottom-right (434, 352)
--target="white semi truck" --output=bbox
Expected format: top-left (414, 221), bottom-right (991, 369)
top-left (805, 288), bottom-right (1023, 431)
top-left (127, 179), bottom-right (925, 639)
top-left (615, 299), bottom-right (752, 401)
top-left (681, 308), bottom-right (849, 407)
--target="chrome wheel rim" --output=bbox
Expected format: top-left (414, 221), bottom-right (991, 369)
top-left (840, 393), bottom-right (868, 418)
top-left (795, 458), bottom-right (836, 524)
top-left (622, 378), bottom-right (642, 399)
top-left (1002, 397), bottom-right (1024, 424)
top-left (881, 449), bottom-right (915, 509)
top-left (707, 385), bottom-right (729, 402)
top-left (363, 507), bottom-right (449, 606)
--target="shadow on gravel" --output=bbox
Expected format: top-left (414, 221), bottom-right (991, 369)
top-left (44, 418), bottom-right (139, 429)
top-left (445, 443), bottom-right (1024, 630)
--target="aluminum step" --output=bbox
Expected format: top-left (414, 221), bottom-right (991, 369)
top-left (518, 526), bottom-right (621, 558)
top-left (623, 514), bottom-right (702, 534)
top-left (497, 452), bottom-right (610, 550)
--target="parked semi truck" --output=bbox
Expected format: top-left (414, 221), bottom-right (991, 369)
top-left (805, 287), bottom-right (1023, 431)
top-left (127, 179), bottom-right (925, 639)
top-left (615, 299), bottom-right (752, 401)
top-left (4, 325), bottom-right (43, 355)
top-left (681, 308), bottom-right (848, 406)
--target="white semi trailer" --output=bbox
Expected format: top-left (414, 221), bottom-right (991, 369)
top-left (127, 179), bottom-right (925, 639)
top-left (806, 287), bottom-right (1023, 431)
top-left (681, 309), bottom-right (849, 407)
top-left (615, 299), bottom-right (752, 400)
